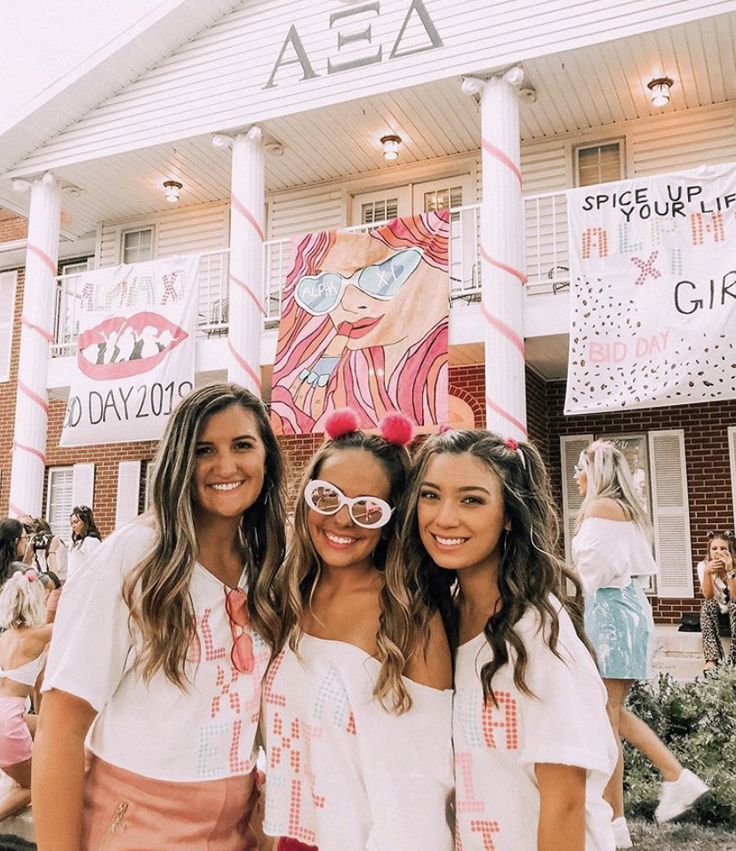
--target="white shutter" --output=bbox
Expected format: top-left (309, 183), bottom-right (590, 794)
top-left (648, 430), bottom-right (693, 598)
top-left (72, 462), bottom-right (95, 510)
top-left (560, 434), bottom-right (594, 563)
top-left (115, 461), bottom-right (141, 529)
top-left (45, 467), bottom-right (74, 542)
top-left (0, 271), bottom-right (17, 382)
top-left (729, 426), bottom-right (736, 530)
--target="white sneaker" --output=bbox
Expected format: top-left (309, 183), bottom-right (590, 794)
top-left (654, 768), bottom-right (709, 823)
top-left (611, 816), bottom-right (633, 848)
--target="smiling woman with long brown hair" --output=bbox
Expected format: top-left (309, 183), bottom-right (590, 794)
top-left (32, 384), bottom-right (287, 850)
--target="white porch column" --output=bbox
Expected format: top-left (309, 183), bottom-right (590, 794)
top-left (224, 127), bottom-right (265, 395)
top-left (9, 172), bottom-right (61, 517)
top-left (464, 69), bottom-right (527, 440)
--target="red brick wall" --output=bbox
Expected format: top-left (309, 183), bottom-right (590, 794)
top-left (0, 209), bottom-right (27, 243)
top-left (544, 380), bottom-right (736, 623)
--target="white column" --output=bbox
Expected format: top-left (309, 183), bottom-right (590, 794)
top-left (9, 172), bottom-right (61, 517)
top-left (464, 69), bottom-right (527, 440)
top-left (224, 127), bottom-right (265, 394)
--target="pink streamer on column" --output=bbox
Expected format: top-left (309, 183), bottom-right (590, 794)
top-left (13, 441), bottom-right (46, 464)
top-left (480, 304), bottom-right (525, 355)
top-left (9, 502), bottom-right (29, 518)
top-left (479, 245), bottom-right (527, 285)
top-left (485, 398), bottom-right (528, 437)
top-left (481, 139), bottom-right (522, 184)
top-left (26, 244), bottom-right (57, 276)
top-left (228, 340), bottom-right (262, 392)
top-left (22, 316), bottom-right (54, 343)
top-left (18, 380), bottom-right (49, 414)
top-left (229, 272), bottom-right (265, 314)
top-left (231, 195), bottom-right (265, 242)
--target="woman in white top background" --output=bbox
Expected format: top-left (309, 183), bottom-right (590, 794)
top-left (0, 571), bottom-right (53, 821)
top-left (262, 407), bottom-right (453, 851)
top-left (33, 384), bottom-right (287, 850)
top-left (405, 429), bottom-right (617, 851)
top-left (66, 505), bottom-right (102, 582)
top-left (572, 440), bottom-right (708, 847)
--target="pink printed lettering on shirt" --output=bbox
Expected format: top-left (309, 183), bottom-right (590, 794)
top-left (470, 820), bottom-right (501, 851)
top-left (211, 664), bottom-right (241, 718)
top-left (482, 691), bottom-right (519, 750)
top-left (264, 649), bottom-right (288, 707)
top-left (455, 751), bottom-right (484, 814)
top-left (199, 608), bottom-right (228, 661)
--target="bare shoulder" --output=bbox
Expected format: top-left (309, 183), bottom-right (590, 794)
top-left (403, 611), bottom-right (452, 690)
top-left (584, 497), bottom-right (628, 522)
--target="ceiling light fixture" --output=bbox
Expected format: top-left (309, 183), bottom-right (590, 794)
top-left (163, 179), bottom-right (183, 203)
top-left (380, 134), bottom-right (402, 161)
top-left (647, 77), bottom-right (674, 108)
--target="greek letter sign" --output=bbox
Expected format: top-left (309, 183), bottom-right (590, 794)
top-left (60, 255), bottom-right (199, 445)
top-left (565, 162), bottom-right (736, 414)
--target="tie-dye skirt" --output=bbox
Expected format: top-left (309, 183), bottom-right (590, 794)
top-left (584, 579), bottom-right (654, 680)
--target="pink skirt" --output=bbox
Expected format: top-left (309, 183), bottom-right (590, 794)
top-left (82, 755), bottom-right (258, 850)
top-left (0, 696), bottom-right (32, 767)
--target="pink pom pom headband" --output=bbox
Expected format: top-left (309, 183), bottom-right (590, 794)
top-left (503, 436), bottom-right (526, 469)
top-left (324, 408), bottom-right (414, 447)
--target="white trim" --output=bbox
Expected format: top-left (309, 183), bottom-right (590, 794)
top-left (729, 425), bottom-right (736, 531)
top-left (0, 270), bottom-right (18, 382)
top-left (559, 434), bottom-right (594, 563)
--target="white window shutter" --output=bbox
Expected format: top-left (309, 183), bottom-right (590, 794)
top-left (115, 461), bottom-right (141, 529)
top-left (560, 434), bottom-right (594, 563)
top-left (72, 462), bottom-right (95, 510)
top-left (729, 426), bottom-right (736, 530)
top-left (0, 271), bottom-right (18, 382)
top-left (45, 467), bottom-right (74, 542)
top-left (648, 430), bottom-right (693, 598)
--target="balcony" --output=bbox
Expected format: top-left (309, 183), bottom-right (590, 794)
top-left (50, 192), bottom-right (569, 356)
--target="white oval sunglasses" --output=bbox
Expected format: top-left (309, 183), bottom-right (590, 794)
top-left (304, 479), bottom-right (394, 529)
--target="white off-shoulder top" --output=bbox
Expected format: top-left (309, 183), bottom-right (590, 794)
top-left (572, 517), bottom-right (658, 594)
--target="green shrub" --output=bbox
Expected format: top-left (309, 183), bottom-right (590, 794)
top-left (623, 666), bottom-right (736, 828)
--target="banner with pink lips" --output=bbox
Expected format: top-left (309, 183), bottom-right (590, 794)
top-left (60, 255), bottom-right (200, 446)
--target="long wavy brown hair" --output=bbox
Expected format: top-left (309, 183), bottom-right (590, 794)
top-left (402, 429), bottom-right (592, 703)
top-left (275, 430), bottom-right (431, 714)
top-left (123, 384), bottom-right (287, 688)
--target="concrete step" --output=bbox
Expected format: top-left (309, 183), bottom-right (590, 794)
top-left (651, 624), bottom-right (731, 682)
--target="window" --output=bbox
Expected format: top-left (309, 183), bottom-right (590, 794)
top-left (0, 271), bottom-right (17, 382)
top-left (423, 185), bottom-right (464, 213)
top-left (361, 198), bottom-right (399, 225)
top-left (46, 467), bottom-right (74, 542)
top-left (575, 142), bottom-right (623, 187)
top-left (121, 227), bottom-right (154, 264)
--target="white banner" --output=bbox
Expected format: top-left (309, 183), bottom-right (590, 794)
top-left (565, 162), bottom-right (736, 414)
top-left (60, 255), bottom-right (200, 446)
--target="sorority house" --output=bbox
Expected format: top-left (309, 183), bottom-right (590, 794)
top-left (1, 0), bottom-right (736, 627)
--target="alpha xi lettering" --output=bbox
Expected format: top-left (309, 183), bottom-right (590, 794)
top-left (264, 0), bottom-right (443, 89)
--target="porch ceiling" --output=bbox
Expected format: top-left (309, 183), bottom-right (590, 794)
top-left (3, 11), bottom-right (736, 238)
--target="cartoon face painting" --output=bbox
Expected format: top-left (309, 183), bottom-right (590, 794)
top-left (271, 211), bottom-right (450, 435)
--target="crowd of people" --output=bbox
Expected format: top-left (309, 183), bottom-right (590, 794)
top-left (0, 383), bottom-right (721, 850)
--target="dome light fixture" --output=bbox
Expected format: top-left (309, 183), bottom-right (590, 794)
top-left (163, 179), bottom-right (183, 203)
top-left (380, 134), bottom-right (402, 161)
top-left (647, 77), bottom-right (674, 108)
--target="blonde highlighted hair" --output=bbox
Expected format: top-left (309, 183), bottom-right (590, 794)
top-left (575, 440), bottom-right (650, 534)
top-left (0, 571), bottom-right (46, 630)
top-left (123, 383), bottom-right (287, 689)
top-left (275, 429), bottom-right (431, 714)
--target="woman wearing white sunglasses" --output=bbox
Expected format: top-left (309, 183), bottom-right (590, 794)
top-left (262, 407), bottom-right (453, 851)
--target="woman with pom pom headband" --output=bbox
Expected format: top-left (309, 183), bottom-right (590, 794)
top-left (262, 407), bottom-right (454, 851)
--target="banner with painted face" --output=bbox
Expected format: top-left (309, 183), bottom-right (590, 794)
top-left (60, 255), bottom-right (199, 445)
top-left (270, 211), bottom-right (450, 434)
top-left (565, 162), bottom-right (736, 415)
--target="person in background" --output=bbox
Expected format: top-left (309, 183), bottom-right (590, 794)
top-left (0, 571), bottom-right (53, 821)
top-left (697, 530), bottom-right (736, 672)
top-left (20, 518), bottom-right (68, 582)
top-left (573, 440), bottom-right (708, 848)
top-left (32, 384), bottom-right (287, 850)
top-left (405, 429), bottom-right (617, 851)
top-left (66, 506), bottom-right (102, 583)
top-left (0, 520), bottom-right (30, 589)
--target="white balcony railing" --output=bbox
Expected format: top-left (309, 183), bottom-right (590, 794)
top-left (51, 193), bottom-right (569, 355)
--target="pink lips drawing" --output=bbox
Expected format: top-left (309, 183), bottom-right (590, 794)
top-left (336, 315), bottom-right (384, 340)
top-left (77, 311), bottom-right (188, 380)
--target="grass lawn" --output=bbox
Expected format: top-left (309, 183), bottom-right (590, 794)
top-left (630, 819), bottom-right (736, 850)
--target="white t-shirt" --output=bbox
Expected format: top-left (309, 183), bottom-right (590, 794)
top-left (453, 600), bottom-right (617, 851)
top-left (43, 520), bottom-right (270, 782)
top-left (262, 634), bottom-right (454, 851)
top-left (572, 517), bottom-right (657, 594)
top-left (697, 561), bottom-right (730, 612)
top-left (66, 535), bottom-right (102, 582)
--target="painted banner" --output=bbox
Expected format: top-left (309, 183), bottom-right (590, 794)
top-left (565, 163), bottom-right (736, 414)
top-left (270, 211), bottom-right (449, 434)
top-left (60, 255), bottom-right (200, 446)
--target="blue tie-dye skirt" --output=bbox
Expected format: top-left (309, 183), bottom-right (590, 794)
top-left (584, 579), bottom-right (654, 680)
